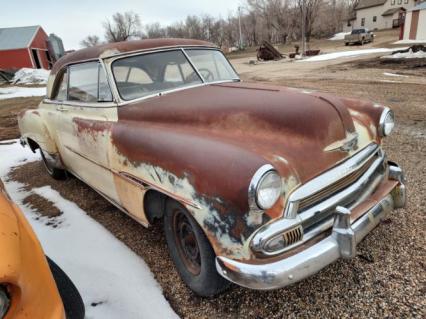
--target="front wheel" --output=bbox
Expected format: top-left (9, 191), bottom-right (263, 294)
top-left (164, 199), bottom-right (230, 297)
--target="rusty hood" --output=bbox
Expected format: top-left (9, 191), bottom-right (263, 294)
top-left (116, 82), bottom-right (378, 185)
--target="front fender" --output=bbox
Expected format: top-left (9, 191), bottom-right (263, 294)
top-left (110, 122), bottom-right (274, 260)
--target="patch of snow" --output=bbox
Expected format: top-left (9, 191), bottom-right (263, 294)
top-left (0, 86), bottom-right (46, 99)
top-left (393, 39), bottom-right (426, 45)
top-left (328, 32), bottom-right (350, 41)
top-left (12, 68), bottom-right (50, 85)
top-left (381, 48), bottom-right (426, 59)
top-left (0, 141), bottom-right (178, 319)
top-left (301, 47), bottom-right (408, 62)
top-left (383, 72), bottom-right (408, 77)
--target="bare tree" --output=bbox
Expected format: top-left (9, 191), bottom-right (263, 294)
top-left (297, 0), bottom-right (322, 42)
top-left (185, 15), bottom-right (204, 39)
top-left (80, 35), bottom-right (101, 48)
top-left (145, 22), bottom-right (166, 38)
top-left (81, 0), bottom-right (354, 50)
top-left (104, 11), bottom-right (142, 42)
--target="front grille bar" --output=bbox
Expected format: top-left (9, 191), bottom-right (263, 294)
top-left (285, 143), bottom-right (379, 218)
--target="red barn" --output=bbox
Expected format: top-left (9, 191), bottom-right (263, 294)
top-left (0, 25), bottom-right (52, 70)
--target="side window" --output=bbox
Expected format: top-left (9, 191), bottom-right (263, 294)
top-left (54, 69), bottom-right (68, 101)
top-left (68, 62), bottom-right (113, 103)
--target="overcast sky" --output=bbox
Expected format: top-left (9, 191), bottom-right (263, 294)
top-left (1, 0), bottom-right (242, 50)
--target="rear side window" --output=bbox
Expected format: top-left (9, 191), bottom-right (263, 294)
top-left (68, 62), bottom-right (112, 103)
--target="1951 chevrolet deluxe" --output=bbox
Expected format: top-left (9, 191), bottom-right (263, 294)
top-left (18, 39), bottom-right (406, 297)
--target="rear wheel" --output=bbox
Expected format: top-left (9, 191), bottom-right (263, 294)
top-left (40, 149), bottom-right (67, 180)
top-left (47, 257), bottom-right (85, 319)
top-left (164, 199), bottom-right (230, 297)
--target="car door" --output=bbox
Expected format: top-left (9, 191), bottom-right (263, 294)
top-left (51, 61), bottom-right (121, 203)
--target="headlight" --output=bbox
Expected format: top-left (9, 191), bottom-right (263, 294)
top-left (249, 165), bottom-right (282, 211)
top-left (0, 285), bottom-right (10, 319)
top-left (379, 108), bottom-right (395, 137)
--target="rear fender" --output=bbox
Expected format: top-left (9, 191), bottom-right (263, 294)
top-left (18, 109), bottom-right (58, 155)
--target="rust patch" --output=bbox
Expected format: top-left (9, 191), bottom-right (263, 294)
top-left (72, 117), bottom-right (112, 142)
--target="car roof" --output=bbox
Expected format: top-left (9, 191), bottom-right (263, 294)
top-left (51, 38), bottom-right (217, 75)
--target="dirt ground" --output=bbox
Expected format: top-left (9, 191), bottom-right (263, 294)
top-left (0, 96), bottom-right (41, 140)
top-left (1, 31), bottom-right (425, 318)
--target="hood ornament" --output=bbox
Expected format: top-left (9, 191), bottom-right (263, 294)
top-left (324, 132), bottom-right (359, 153)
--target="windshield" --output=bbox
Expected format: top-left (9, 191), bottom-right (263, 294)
top-left (111, 48), bottom-right (239, 101)
top-left (184, 49), bottom-right (239, 83)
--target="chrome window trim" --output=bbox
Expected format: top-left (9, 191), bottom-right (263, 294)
top-left (43, 98), bottom-right (117, 109)
top-left (181, 48), bottom-right (206, 82)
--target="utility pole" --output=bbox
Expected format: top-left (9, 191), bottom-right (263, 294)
top-left (238, 6), bottom-right (243, 50)
top-left (301, 0), bottom-right (306, 57)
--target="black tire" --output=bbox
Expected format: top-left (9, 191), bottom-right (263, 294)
top-left (40, 149), bottom-right (67, 180)
top-left (164, 199), bottom-right (230, 297)
top-left (47, 257), bottom-right (85, 319)
top-left (345, 42), bottom-right (349, 46)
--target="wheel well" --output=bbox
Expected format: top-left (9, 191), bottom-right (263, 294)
top-left (27, 138), bottom-right (40, 153)
top-left (143, 189), bottom-right (167, 224)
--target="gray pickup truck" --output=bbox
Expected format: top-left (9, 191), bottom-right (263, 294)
top-left (345, 28), bottom-right (374, 45)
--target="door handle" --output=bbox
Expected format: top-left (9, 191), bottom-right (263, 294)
top-left (56, 106), bottom-right (68, 112)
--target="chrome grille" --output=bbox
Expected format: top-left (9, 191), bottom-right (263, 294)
top-left (298, 155), bottom-right (377, 211)
top-left (283, 226), bottom-right (303, 246)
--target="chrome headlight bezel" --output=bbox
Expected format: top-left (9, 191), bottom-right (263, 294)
top-left (0, 285), bottom-right (10, 319)
top-left (379, 107), bottom-right (395, 137)
top-left (249, 165), bottom-right (282, 211)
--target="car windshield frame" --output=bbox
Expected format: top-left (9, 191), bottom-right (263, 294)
top-left (110, 47), bottom-right (240, 102)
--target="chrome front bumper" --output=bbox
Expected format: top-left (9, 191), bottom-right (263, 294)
top-left (216, 167), bottom-right (406, 290)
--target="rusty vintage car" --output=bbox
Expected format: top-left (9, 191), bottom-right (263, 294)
top-left (18, 39), bottom-right (406, 297)
top-left (0, 179), bottom-right (84, 319)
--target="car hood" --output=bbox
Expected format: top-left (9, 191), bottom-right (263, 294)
top-left (117, 82), bottom-right (377, 184)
